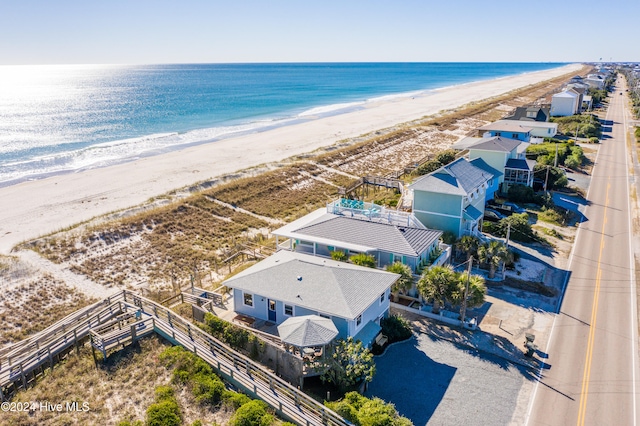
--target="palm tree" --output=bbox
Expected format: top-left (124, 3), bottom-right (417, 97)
top-left (455, 235), bottom-right (480, 260)
top-left (477, 241), bottom-right (509, 279)
top-left (455, 272), bottom-right (486, 320)
top-left (386, 262), bottom-right (414, 302)
top-left (417, 265), bottom-right (457, 314)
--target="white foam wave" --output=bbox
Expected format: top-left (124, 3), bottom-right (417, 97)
top-left (297, 101), bottom-right (365, 117)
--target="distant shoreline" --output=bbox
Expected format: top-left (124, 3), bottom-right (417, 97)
top-left (0, 63), bottom-right (583, 253)
top-left (0, 62), bottom-right (568, 187)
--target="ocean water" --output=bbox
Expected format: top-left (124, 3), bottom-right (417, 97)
top-left (0, 62), bottom-right (565, 186)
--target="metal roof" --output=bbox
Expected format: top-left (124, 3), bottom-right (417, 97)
top-left (469, 157), bottom-right (503, 178)
top-left (463, 204), bottom-right (483, 221)
top-left (409, 158), bottom-right (492, 196)
top-left (223, 251), bottom-right (399, 320)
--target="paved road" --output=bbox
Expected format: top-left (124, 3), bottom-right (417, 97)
top-left (527, 79), bottom-right (639, 425)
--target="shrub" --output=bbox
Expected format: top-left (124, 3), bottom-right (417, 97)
top-left (414, 159), bottom-right (442, 176)
top-left (435, 149), bottom-right (456, 165)
top-left (146, 385), bottom-right (182, 426)
top-left (380, 315), bottom-right (412, 343)
top-left (564, 155), bottom-right (580, 170)
top-left (321, 338), bottom-right (376, 390)
top-left (146, 400), bottom-right (182, 426)
top-left (325, 392), bottom-right (413, 426)
top-left (330, 250), bottom-right (348, 262)
top-left (229, 400), bottom-right (274, 426)
top-left (350, 253), bottom-right (376, 268)
top-left (223, 325), bottom-right (249, 349)
top-left (440, 231), bottom-right (456, 245)
top-left (223, 392), bottom-right (252, 410)
top-left (192, 373), bottom-right (226, 405)
top-left (507, 185), bottom-right (537, 203)
top-left (204, 313), bottom-right (228, 335)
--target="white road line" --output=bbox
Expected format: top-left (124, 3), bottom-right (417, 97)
top-left (524, 86), bottom-right (609, 426)
top-left (622, 81), bottom-right (638, 426)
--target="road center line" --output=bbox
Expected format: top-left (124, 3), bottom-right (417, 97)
top-left (576, 179), bottom-right (610, 426)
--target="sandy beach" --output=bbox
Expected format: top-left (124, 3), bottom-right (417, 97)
top-left (0, 63), bottom-right (583, 253)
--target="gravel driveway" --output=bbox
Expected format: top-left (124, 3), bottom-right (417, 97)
top-left (365, 333), bottom-right (534, 426)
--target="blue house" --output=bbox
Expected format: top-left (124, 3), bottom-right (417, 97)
top-left (476, 120), bottom-right (533, 142)
top-left (467, 136), bottom-right (535, 193)
top-left (222, 251), bottom-right (400, 347)
top-left (409, 158), bottom-right (495, 238)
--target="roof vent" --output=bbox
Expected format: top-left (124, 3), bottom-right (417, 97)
top-left (297, 276), bottom-right (302, 281)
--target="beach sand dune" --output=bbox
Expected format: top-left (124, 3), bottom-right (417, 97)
top-left (0, 64), bottom-right (583, 254)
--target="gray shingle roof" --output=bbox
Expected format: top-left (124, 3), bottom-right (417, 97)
top-left (409, 158), bottom-right (492, 196)
top-left (467, 136), bottom-right (522, 153)
top-left (294, 216), bottom-right (441, 257)
top-left (223, 251), bottom-right (398, 320)
top-left (506, 158), bottom-right (536, 171)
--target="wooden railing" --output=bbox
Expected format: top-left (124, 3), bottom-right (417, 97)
top-left (0, 290), bottom-right (349, 426)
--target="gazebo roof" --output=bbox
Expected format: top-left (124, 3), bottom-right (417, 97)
top-left (277, 315), bottom-right (339, 347)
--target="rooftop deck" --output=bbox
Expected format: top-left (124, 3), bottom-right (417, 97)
top-left (327, 198), bottom-right (425, 228)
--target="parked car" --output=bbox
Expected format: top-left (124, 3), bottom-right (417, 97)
top-left (502, 202), bottom-right (526, 214)
top-left (483, 208), bottom-right (506, 222)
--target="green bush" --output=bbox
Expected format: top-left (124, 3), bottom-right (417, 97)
top-left (414, 159), bottom-right (441, 176)
top-left (507, 185), bottom-right (537, 203)
top-left (146, 385), bottom-right (182, 426)
top-left (229, 400), bottom-right (274, 426)
top-left (330, 250), bottom-right (348, 262)
top-left (146, 400), bottom-right (182, 426)
top-left (325, 392), bottom-right (413, 426)
top-left (223, 325), bottom-right (249, 349)
top-left (380, 315), bottom-right (412, 343)
top-left (192, 373), bottom-right (226, 405)
top-left (350, 253), bottom-right (377, 268)
top-left (160, 346), bottom-right (213, 385)
top-left (435, 149), bottom-right (456, 165)
top-left (440, 231), bottom-right (456, 245)
top-left (223, 392), bottom-right (252, 410)
top-left (204, 313), bottom-right (228, 335)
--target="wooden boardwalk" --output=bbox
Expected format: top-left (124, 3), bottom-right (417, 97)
top-left (0, 290), bottom-right (348, 426)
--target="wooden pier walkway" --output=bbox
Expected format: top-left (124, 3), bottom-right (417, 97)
top-left (0, 290), bottom-right (348, 426)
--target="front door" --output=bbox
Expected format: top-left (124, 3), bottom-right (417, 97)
top-left (268, 299), bottom-right (276, 322)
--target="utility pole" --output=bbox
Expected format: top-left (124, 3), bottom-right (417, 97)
top-left (544, 165), bottom-right (550, 194)
top-left (460, 257), bottom-right (473, 324)
top-left (505, 222), bottom-right (511, 248)
top-left (554, 143), bottom-right (558, 168)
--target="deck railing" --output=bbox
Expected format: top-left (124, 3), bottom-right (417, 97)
top-left (0, 290), bottom-right (349, 426)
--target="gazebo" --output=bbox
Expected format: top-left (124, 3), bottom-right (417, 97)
top-left (277, 315), bottom-right (338, 358)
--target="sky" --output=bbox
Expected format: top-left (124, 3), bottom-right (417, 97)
top-left (1, 0), bottom-right (638, 65)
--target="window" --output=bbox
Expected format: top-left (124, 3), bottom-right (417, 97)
top-left (243, 293), bottom-right (253, 307)
top-left (380, 292), bottom-right (385, 304)
top-left (318, 313), bottom-right (330, 319)
top-left (356, 315), bottom-right (362, 326)
top-left (284, 304), bottom-right (293, 316)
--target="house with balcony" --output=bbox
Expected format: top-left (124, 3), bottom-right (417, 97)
top-left (477, 119), bottom-right (556, 141)
top-left (273, 200), bottom-right (447, 273)
top-left (409, 158), bottom-right (494, 238)
top-left (222, 250), bottom-right (399, 347)
top-left (475, 120), bottom-right (533, 142)
top-left (467, 136), bottom-right (535, 193)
